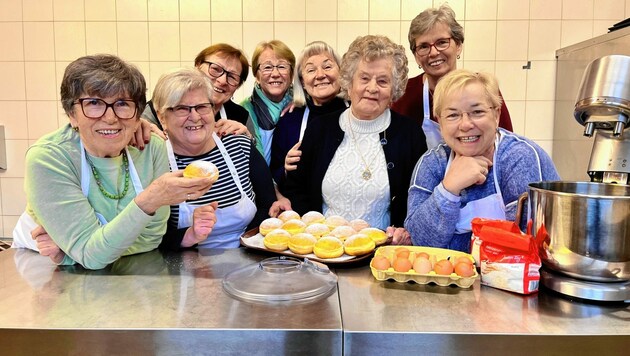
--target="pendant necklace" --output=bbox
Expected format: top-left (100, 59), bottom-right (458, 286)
top-left (85, 150), bottom-right (130, 200)
top-left (346, 115), bottom-right (386, 181)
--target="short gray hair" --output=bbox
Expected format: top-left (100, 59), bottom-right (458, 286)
top-left (339, 35), bottom-right (408, 102)
top-left (408, 4), bottom-right (464, 53)
top-left (60, 54), bottom-right (147, 118)
top-left (151, 68), bottom-right (214, 116)
top-left (292, 41), bottom-right (342, 106)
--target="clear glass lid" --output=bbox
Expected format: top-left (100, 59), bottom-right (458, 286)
top-left (222, 256), bottom-right (338, 304)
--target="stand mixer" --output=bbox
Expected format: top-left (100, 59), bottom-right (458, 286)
top-left (535, 54), bottom-right (630, 303)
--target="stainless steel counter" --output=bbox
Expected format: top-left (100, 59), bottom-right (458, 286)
top-left (0, 248), bottom-right (342, 355)
top-left (1, 248), bottom-right (629, 355)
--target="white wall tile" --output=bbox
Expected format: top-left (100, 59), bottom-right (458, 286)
top-left (116, 0), bottom-right (148, 21)
top-left (401, 0), bottom-right (434, 21)
top-left (533, 139), bottom-right (553, 157)
top-left (560, 20), bottom-right (594, 47)
top-left (528, 20), bottom-right (561, 60)
top-left (54, 22), bottom-right (87, 61)
top-left (0, 1), bottom-right (22, 21)
top-left (85, 22), bottom-right (118, 55)
top-left (212, 22), bottom-right (244, 50)
top-left (148, 0), bottom-right (179, 21)
top-left (53, 0), bottom-right (84, 21)
top-left (117, 22), bottom-right (150, 61)
top-left (497, 0), bottom-right (529, 20)
top-left (180, 22), bottom-right (212, 62)
top-left (305, 22), bottom-right (338, 49)
top-left (525, 100), bottom-right (555, 140)
top-left (0, 23), bottom-right (24, 61)
top-left (274, 22), bottom-right (306, 55)
top-left (26, 101), bottom-right (58, 140)
top-left (23, 22), bottom-right (55, 61)
top-left (306, 0), bottom-right (338, 21)
top-left (55, 61), bottom-right (71, 101)
top-left (503, 100), bottom-right (525, 135)
top-left (147, 61), bottom-right (184, 97)
top-left (275, 0), bottom-right (305, 21)
top-left (495, 21), bottom-right (528, 61)
top-left (462, 60), bottom-right (496, 73)
top-left (0, 62), bottom-right (25, 100)
top-left (593, 0), bottom-right (626, 19)
top-left (85, 0), bottom-right (117, 21)
top-left (337, 22), bottom-right (369, 53)
top-left (465, 0), bottom-right (498, 20)
top-left (243, 0), bottom-right (273, 21)
top-left (338, 0), bottom-right (369, 21)
top-left (1, 177), bottom-right (26, 215)
top-left (593, 20), bottom-right (613, 36)
top-left (526, 61), bottom-right (556, 101)
top-left (25, 62), bottom-right (56, 101)
top-left (627, 0), bottom-right (630, 17)
top-left (562, 0), bottom-right (594, 19)
top-left (211, 0), bottom-right (242, 21)
top-left (2, 140), bottom-right (28, 179)
top-left (3, 215), bottom-right (20, 238)
top-left (370, 0), bottom-right (401, 21)
top-left (495, 61), bottom-right (527, 101)
top-left (461, 21), bottom-right (496, 61)
top-left (243, 22), bottom-right (274, 56)
top-left (180, 0), bottom-right (211, 21)
top-left (368, 22), bottom-right (401, 44)
top-left (442, 0), bottom-right (466, 20)
top-left (148, 22), bottom-right (181, 61)
top-left (23, 0), bottom-right (53, 21)
top-left (530, 0), bottom-right (562, 19)
top-left (0, 101), bottom-right (28, 140)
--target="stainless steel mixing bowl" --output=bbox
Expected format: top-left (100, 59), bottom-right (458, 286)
top-left (528, 181), bottom-right (630, 282)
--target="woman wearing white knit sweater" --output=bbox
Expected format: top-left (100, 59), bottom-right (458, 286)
top-left (283, 35), bottom-right (427, 245)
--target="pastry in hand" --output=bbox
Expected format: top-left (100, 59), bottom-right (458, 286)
top-left (183, 160), bottom-right (219, 183)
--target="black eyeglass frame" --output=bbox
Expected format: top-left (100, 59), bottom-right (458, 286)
top-left (73, 98), bottom-right (139, 120)
top-left (166, 103), bottom-right (215, 117)
top-left (202, 61), bottom-right (242, 87)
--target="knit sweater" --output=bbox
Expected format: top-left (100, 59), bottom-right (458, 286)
top-left (24, 124), bottom-right (170, 269)
top-left (284, 109), bottom-right (426, 227)
top-left (404, 128), bottom-right (560, 252)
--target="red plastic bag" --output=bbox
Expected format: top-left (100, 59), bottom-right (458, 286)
top-left (471, 218), bottom-right (541, 295)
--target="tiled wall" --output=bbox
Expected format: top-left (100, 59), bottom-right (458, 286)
top-left (0, 0), bottom-right (628, 237)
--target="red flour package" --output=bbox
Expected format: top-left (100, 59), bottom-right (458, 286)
top-left (471, 218), bottom-right (541, 295)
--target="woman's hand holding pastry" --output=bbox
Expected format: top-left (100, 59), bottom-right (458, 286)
top-left (284, 141), bottom-right (302, 172)
top-left (181, 202), bottom-right (219, 247)
top-left (135, 171), bottom-right (214, 215)
top-left (442, 155), bottom-right (493, 195)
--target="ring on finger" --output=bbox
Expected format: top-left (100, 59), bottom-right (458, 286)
top-left (187, 193), bottom-right (191, 200)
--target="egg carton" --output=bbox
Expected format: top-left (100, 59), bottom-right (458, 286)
top-left (370, 246), bottom-right (478, 288)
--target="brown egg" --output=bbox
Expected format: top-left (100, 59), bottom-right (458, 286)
top-left (434, 259), bottom-right (454, 275)
top-left (395, 247), bottom-right (410, 259)
top-left (371, 256), bottom-right (391, 270)
top-left (454, 262), bottom-right (475, 277)
top-left (393, 257), bottom-right (412, 272)
top-left (412, 257), bottom-right (432, 274)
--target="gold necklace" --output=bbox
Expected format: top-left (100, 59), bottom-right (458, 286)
top-left (346, 115), bottom-right (386, 180)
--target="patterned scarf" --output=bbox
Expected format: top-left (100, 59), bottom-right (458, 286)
top-left (250, 84), bottom-right (293, 130)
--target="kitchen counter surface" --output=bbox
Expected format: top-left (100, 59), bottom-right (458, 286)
top-left (1, 247), bottom-right (629, 355)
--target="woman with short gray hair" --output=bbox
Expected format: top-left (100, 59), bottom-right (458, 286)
top-left (283, 35), bottom-right (427, 245)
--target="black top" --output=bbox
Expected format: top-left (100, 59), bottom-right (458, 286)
top-left (283, 109), bottom-right (427, 227)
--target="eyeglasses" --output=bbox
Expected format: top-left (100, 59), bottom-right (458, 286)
top-left (441, 107), bottom-right (496, 122)
top-left (257, 62), bottom-right (291, 75)
top-left (74, 98), bottom-right (138, 120)
top-left (203, 61), bottom-right (241, 87)
top-left (167, 103), bottom-right (214, 117)
top-left (414, 37), bottom-right (452, 56)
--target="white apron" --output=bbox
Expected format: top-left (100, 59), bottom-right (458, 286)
top-left (12, 142), bottom-right (144, 250)
top-left (446, 133), bottom-right (507, 234)
top-left (422, 77), bottom-right (444, 150)
top-left (166, 133), bottom-right (256, 248)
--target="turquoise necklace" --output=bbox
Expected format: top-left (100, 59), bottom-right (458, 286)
top-left (85, 150), bottom-right (130, 200)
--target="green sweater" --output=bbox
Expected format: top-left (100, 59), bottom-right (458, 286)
top-left (24, 124), bottom-right (170, 269)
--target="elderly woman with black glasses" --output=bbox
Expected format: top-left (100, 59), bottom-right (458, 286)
top-left (142, 43), bottom-right (251, 137)
top-left (392, 4), bottom-right (513, 149)
top-left (12, 54), bottom-right (214, 269)
top-left (153, 68), bottom-right (276, 250)
top-left (405, 69), bottom-right (559, 253)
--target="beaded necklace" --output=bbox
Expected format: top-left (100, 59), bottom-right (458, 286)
top-left (85, 150), bottom-right (130, 200)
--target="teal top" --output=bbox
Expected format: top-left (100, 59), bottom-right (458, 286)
top-left (24, 124), bottom-right (170, 269)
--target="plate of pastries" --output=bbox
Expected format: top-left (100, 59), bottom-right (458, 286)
top-left (240, 210), bottom-right (390, 264)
